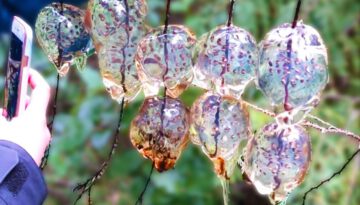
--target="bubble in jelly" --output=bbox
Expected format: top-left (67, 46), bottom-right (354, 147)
top-left (190, 91), bottom-right (250, 178)
top-left (244, 123), bottom-right (311, 202)
top-left (136, 25), bottom-right (196, 98)
top-left (130, 97), bottom-right (189, 172)
top-left (35, 3), bottom-right (92, 76)
top-left (257, 21), bottom-right (328, 113)
top-left (193, 25), bottom-right (257, 99)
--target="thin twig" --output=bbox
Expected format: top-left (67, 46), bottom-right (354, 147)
top-left (292, 0), bottom-right (302, 28)
top-left (73, 98), bottom-right (125, 204)
top-left (88, 187), bottom-right (92, 205)
top-left (135, 162), bottom-right (155, 205)
top-left (301, 148), bottom-right (360, 205)
top-left (40, 73), bottom-right (60, 169)
top-left (227, 0), bottom-right (235, 27)
top-left (301, 120), bottom-right (360, 142)
top-left (242, 100), bottom-right (360, 141)
top-left (242, 101), bottom-right (276, 117)
top-left (163, 0), bottom-right (171, 35)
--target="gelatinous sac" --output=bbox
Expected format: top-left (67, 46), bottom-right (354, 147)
top-left (86, 0), bottom-right (148, 102)
top-left (130, 97), bottom-right (189, 172)
top-left (257, 21), bottom-right (328, 112)
top-left (35, 3), bottom-right (92, 76)
top-left (136, 25), bottom-right (197, 98)
top-left (244, 123), bottom-right (311, 202)
top-left (193, 25), bottom-right (258, 99)
top-left (85, 0), bottom-right (147, 50)
top-left (98, 45), bottom-right (142, 103)
top-left (190, 92), bottom-right (250, 178)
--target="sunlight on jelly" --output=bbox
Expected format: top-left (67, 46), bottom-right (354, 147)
top-left (244, 123), bottom-right (311, 202)
top-left (193, 25), bottom-right (258, 99)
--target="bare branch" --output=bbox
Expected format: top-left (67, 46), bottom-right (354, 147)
top-left (242, 100), bottom-right (360, 141)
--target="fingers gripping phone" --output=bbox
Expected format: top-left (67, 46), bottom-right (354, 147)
top-left (3, 17), bottom-right (33, 120)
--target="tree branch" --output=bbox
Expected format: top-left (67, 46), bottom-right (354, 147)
top-left (242, 100), bottom-right (360, 141)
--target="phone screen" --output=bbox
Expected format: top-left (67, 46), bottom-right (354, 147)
top-left (4, 33), bottom-right (23, 120)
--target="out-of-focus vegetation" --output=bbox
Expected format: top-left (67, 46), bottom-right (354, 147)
top-left (0, 0), bottom-right (359, 204)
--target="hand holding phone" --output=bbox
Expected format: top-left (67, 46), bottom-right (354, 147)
top-left (3, 16), bottom-right (33, 120)
top-left (0, 68), bottom-right (51, 166)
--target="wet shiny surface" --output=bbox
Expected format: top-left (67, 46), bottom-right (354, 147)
top-left (257, 21), bottom-right (328, 113)
top-left (130, 97), bottom-right (190, 172)
top-left (190, 91), bottom-right (250, 178)
top-left (193, 25), bottom-right (257, 99)
top-left (244, 123), bottom-right (311, 202)
top-left (35, 3), bottom-right (92, 76)
top-left (136, 25), bottom-right (196, 98)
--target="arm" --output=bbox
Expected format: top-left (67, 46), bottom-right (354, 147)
top-left (0, 69), bottom-right (51, 205)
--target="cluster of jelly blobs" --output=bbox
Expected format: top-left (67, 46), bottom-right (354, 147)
top-left (35, 1), bottom-right (328, 203)
top-left (244, 21), bottom-right (328, 202)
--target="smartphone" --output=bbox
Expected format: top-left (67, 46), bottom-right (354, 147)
top-left (3, 16), bottom-right (33, 120)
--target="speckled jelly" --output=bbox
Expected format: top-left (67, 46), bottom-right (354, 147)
top-left (193, 25), bottom-right (257, 99)
top-left (35, 3), bottom-right (92, 76)
top-left (85, 0), bottom-right (147, 50)
top-left (98, 41), bottom-right (143, 103)
top-left (130, 97), bottom-right (189, 172)
top-left (244, 123), bottom-right (311, 202)
top-left (136, 25), bottom-right (196, 98)
top-left (86, 0), bottom-right (148, 103)
top-left (190, 91), bottom-right (250, 178)
top-left (257, 21), bottom-right (328, 113)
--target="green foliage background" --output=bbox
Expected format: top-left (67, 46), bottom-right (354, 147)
top-left (0, 0), bottom-right (359, 204)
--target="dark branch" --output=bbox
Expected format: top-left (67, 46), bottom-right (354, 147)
top-left (40, 73), bottom-right (60, 169)
top-left (302, 148), bottom-right (360, 205)
top-left (163, 0), bottom-right (171, 34)
top-left (135, 162), bottom-right (155, 205)
top-left (292, 0), bottom-right (302, 28)
top-left (73, 98), bottom-right (125, 204)
top-left (227, 0), bottom-right (235, 27)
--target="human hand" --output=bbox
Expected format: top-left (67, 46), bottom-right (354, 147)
top-left (0, 68), bottom-right (51, 166)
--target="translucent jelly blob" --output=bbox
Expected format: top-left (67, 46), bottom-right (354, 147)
top-left (193, 25), bottom-right (257, 99)
top-left (98, 43), bottom-right (143, 103)
top-left (130, 97), bottom-right (189, 172)
top-left (257, 21), bottom-right (328, 114)
top-left (244, 123), bottom-right (311, 202)
top-left (87, 0), bottom-right (148, 103)
top-left (35, 3), bottom-right (92, 76)
top-left (85, 0), bottom-right (147, 50)
top-left (190, 91), bottom-right (250, 178)
top-left (136, 25), bottom-right (196, 98)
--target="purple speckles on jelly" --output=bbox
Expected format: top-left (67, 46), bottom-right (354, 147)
top-left (130, 97), bottom-right (189, 172)
top-left (190, 91), bottom-right (250, 178)
top-left (87, 0), bottom-right (148, 103)
top-left (136, 25), bottom-right (196, 98)
top-left (244, 123), bottom-right (311, 202)
top-left (193, 25), bottom-right (258, 99)
top-left (35, 3), bottom-right (92, 76)
top-left (257, 21), bottom-right (328, 114)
